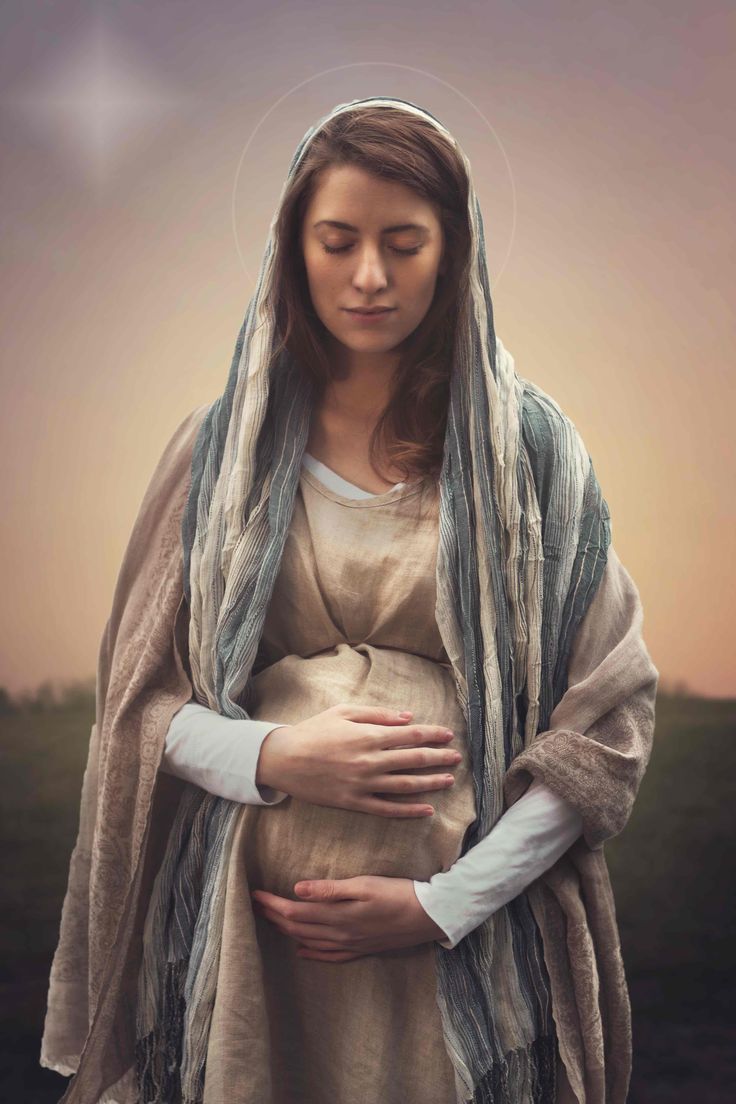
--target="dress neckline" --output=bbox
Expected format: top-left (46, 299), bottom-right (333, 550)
top-left (300, 454), bottom-right (426, 508)
top-left (302, 450), bottom-right (404, 498)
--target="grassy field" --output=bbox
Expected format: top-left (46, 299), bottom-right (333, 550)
top-left (1, 691), bottom-right (733, 1102)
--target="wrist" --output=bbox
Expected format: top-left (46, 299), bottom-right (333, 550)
top-left (410, 881), bottom-right (451, 944)
top-left (256, 724), bottom-right (296, 792)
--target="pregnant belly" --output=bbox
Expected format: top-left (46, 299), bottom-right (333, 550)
top-left (238, 642), bottom-right (477, 896)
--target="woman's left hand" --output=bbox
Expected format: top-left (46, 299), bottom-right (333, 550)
top-left (251, 874), bottom-right (449, 961)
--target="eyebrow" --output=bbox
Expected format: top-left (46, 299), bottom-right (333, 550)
top-left (312, 219), bottom-right (430, 234)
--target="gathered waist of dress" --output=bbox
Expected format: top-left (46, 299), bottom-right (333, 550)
top-left (238, 639), bottom-right (477, 892)
top-left (246, 640), bottom-right (466, 740)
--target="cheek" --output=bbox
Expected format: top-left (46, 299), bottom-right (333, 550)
top-left (409, 262), bottom-right (441, 305)
top-left (305, 256), bottom-right (340, 299)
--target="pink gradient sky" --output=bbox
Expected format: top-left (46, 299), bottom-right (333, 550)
top-left (1, 2), bottom-right (733, 698)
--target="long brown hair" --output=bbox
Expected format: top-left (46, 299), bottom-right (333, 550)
top-left (266, 104), bottom-right (473, 484)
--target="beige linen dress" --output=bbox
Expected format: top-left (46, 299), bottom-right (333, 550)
top-left (200, 464), bottom-right (574, 1104)
top-left (200, 465), bottom-right (476, 1103)
top-left (42, 400), bottom-right (645, 1104)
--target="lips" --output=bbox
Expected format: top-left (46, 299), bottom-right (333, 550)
top-left (345, 307), bottom-right (395, 314)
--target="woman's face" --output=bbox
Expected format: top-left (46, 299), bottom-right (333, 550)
top-left (300, 164), bottom-right (445, 359)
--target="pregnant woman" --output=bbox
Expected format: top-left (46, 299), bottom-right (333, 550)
top-left (41, 97), bottom-right (659, 1104)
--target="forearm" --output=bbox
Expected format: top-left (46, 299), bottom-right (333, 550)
top-left (160, 700), bottom-right (291, 805)
top-left (412, 776), bottom-right (583, 948)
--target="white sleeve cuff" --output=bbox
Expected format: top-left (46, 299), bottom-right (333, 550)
top-left (160, 701), bottom-right (290, 806)
top-left (412, 775), bottom-right (583, 948)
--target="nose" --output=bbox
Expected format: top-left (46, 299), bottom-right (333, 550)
top-left (351, 246), bottom-right (389, 294)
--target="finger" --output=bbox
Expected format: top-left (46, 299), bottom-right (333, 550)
top-left (356, 795), bottom-right (436, 818)
top-left (372, 724), bottom-right (455, 748)
top-left (257, 906), bottom-right (347, 945)
top-left (296, 935), bottom-right (356, 951)
top-left (295, 878), bottom-right (367, 902)
top-left (252, 892), bottom-right (356, 924)
top-left (296, 948), bottom-right (363, 962)
top-left (371, 772), bottom-right (456, 795)
top-left (380, 746), bottom-right (462, 772)
top-left (252, 888), bottom-right (339, 917)
top-left (252, 890), bottom-right (293, 910)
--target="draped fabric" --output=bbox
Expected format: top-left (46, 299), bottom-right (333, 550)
top-left (134, 96), bottom-right (611, 1103)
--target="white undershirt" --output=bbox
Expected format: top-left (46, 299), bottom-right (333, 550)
top-left (160, 452), bottom-right (584, 948)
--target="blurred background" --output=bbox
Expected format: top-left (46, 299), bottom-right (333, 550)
top-left (1, 1), bottom-right (734, 1100)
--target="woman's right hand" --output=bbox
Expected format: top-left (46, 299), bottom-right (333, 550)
top-left (255, 702), bottom-right (463, 818)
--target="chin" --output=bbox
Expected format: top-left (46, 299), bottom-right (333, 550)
top-left (335, 324), bottom-right (392, 345)
top-left (343, 337), bottom-right (400, 354)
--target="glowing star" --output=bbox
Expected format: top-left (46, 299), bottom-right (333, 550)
top-left (5, 14), bottom-right (190, 190)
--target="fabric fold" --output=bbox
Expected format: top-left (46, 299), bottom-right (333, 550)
top-left (40, 405), bottom-right (204, 1102)
top-left (503, 546), bottom-right (659, 852)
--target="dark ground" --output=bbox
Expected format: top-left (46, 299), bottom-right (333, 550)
top-left (1, 691), bottom-right (734, 1102)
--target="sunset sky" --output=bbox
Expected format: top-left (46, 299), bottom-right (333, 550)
top-left (1, 1), bottom-right (733, 699)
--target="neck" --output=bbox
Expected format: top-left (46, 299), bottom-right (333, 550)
top-left (319, 335), bottom-right (401, 428)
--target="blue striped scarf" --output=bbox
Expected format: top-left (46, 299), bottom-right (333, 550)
top-left (135, 97), bottom-right (610, 1104)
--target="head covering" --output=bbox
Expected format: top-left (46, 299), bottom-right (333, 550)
top-left (133, 96), bottom-right (611, 1103)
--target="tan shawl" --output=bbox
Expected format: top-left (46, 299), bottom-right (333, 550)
top-left (40, 402), bottom-right (658, 1104)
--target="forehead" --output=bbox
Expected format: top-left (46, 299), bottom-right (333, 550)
top-left (305, 164), bottom-right (439, 227)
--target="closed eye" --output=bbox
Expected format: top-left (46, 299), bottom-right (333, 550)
top-left (322, 244), bottom-right (422, 256)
